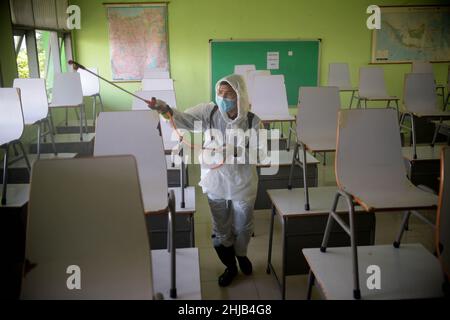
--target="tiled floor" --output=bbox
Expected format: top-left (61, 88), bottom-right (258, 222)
top-left (189, 152), bottom-right (435, 300)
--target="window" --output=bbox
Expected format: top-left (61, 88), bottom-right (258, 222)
top-left (13, 29), bottom-right (73, 93)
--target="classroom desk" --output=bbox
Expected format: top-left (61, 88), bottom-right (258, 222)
top-left (266, 187), bottom-right (375, 300)
top-left (255, 150), bottom-right (319, 209)
top-left (402, 145), bottom-right (443, 192)
top-left (303, 244), bottom-right (443, 300)
top-left (146, 186), bottom-right (196, 249)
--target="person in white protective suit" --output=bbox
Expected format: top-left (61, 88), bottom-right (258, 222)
top-left (149, 74), bottom-right (261, 287)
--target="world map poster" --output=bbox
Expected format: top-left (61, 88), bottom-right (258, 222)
top-left (106, 4), bottom-right (169, 80)
top-left (371, 5), bottom-right (450, 63)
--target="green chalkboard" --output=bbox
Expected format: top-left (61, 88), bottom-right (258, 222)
top-left (210, 39), bottom-right (321, 106)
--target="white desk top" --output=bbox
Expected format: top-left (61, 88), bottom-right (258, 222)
top-left (402, 145), bottom-right (445, 161)
top-left (151, 248), bottom-right (201, 300)
top-left (168, 186), bottom-right (196, 214)
top-left (303, 244), bottom-right (443, 300)
top-left (257, 149), bottom-right (320, 168)
top-left (0, 184), bottom-right (29, 208)
top-left (267, 186), bottom-right (359, 217)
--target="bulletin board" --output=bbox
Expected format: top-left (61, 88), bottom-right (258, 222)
top-left (210, 39), bottom-right (321, 106)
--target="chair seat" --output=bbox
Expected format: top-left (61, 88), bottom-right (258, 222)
top-left (344, 182), bottom-right (437, 212)
top-left (303, 244), bottom-right (443, 300)
top-left (151, 248), bottom-right (201, 300)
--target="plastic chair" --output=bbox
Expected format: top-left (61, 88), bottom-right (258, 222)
top-left (246, 70), bottom-right (271, 104)
top-left (315, 108), bottom-right (438, 299)
top-left (304, 146), bottom-right (450, 300)
top-left (132, 90), bottom-right (179, 153)
top-left (49, 72), bottom-right (87, 141)
top-left (251, 74), bottom-right (295, 150)
top-left (327, 63), bottom-right (358, 108)
top-left (234, 65), bottom-right (256, 89)
top-left (400, 73), bottom-right (450, 159)
top-left (78, 67), bottom-right (104, 126)
top-left (411, 61), bottom-right (446, 108)
top-left (21, 156), bottom-right (158, 299)
top-left (13, 78), bottom-right (57, 159)
top-left (94, 111), bottom-right (199, 298)
top-left (288, 87), bottom-right (340, 210)
top-left (0, 88), bottom-right (30, 206)
top-left (357, 67), bottom-right (399, 112)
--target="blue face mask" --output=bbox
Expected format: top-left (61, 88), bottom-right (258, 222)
top-left (216, 95), bottom-right (237, 113)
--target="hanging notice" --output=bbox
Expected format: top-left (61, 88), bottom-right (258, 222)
top-left (267, 51), bottom-right (279, 70)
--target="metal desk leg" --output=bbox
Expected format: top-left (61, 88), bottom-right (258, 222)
top-left (301, 142), bottom-right (310, 211)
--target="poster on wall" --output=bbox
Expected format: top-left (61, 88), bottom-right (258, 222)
top-left (105, 3), bottom-right (169, 81)
top-left (371, 5), bottom-right (450, 63)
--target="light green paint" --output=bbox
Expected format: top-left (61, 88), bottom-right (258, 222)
top-left (71, 0), bottom-right (449, 112)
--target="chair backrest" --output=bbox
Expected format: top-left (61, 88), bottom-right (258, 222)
top-left (403, 73), bottom-right (437, 113)
top-left (0, 88), bottom-right (25, 145)
top-left (50, 72), bottom-right (83, 107)
top-left (411, 61), bottom-right (433, 74)
top-left (297, 87), bottom-right (340, 143)
top-left (246, 70), bottom-right (271, 103)
top-left (21, 156), bottom-right (153, 299)
top-left (94, 111), bottom-right (168, 212)
top-left (142, 78), bottom-right (174, 91)
top-left (328, 63), bottom-right (352, 88)
top-left (336, 108), bottom-right (407, 192)
top-left (143, 68), bottom-right (170, 79)
top-left (132, 90), bottom-right (179, 150)
top-left (78, 67), bottom-right (100, 97)
top-left (13, 78), bottom-right (48, 124)
top-left (251, 74), bottom-right (290, 117)
top-left (358, 67), bottom-right (388, 98)
top-left (437, 147), bottom-right (450, 282)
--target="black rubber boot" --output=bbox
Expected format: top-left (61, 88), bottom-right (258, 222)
top-left (236, 256), bottom-right (253, 275)
top-left (214, 245), bottom-right (238, 287)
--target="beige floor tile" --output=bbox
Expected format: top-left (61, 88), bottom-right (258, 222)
top-left (201, 277), bottom-right (259, 300)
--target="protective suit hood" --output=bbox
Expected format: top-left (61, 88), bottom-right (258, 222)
top-left (215, 74), bottom-right (250, 125)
